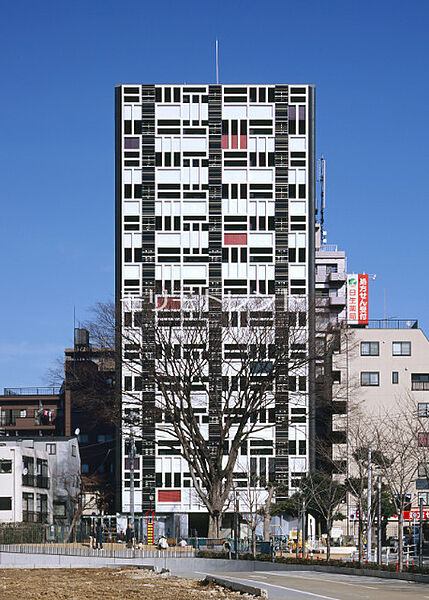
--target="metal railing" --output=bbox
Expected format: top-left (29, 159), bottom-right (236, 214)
top-left (22, 512), bottom-right (49, 524)
top-left (3, 387), bottom-right (61, 396)
top-left (22, 475), bottom-right (50, 489)
top-left (0, 543), bottom-right (195, 558)
top-left (367, 319), bottom-right (418, 329)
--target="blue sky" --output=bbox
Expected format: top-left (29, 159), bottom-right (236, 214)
top-left (0, 0), bottom-right (428, 388)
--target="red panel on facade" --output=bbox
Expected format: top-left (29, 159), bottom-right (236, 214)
top-left (224, 234), bottom-right (247, 245)
top-left (240, 135), bottom-right (247, 149)
top-left (231, 135), bottom-right (238, 149)
top-left (158, 490), bottom-right (181, 503)
top-left (157, 297), bottom-right (181, 310)
top-left (222, 135), bottom-right (229, 149)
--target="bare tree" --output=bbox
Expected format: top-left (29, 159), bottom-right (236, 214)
top-left (300, 470), bottom-right (345, 561)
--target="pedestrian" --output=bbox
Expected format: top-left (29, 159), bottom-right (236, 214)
top-left (125, 523), bottom-right (134, 549)
top-left (179, 538), bottom-right (187, 548)
top-left (158, 535), bottom-right (168, 550)
top-left (95, 520), bottom-right (103, 550)
top-left (89, 523), bottom-right (95, 549)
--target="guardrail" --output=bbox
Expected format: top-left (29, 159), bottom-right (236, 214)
top-left (0, 544), bottom-right (195, 558)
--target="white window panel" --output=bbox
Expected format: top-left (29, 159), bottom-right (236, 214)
top-left (190, 231), bottom-right (199, 247)
top-left (267, 138), bottom-right (275, 152)
top-left (289, 169), bottom-right (296, 184)
top-left (222, 106), bottom-right (247, 119)
top-left (297, 169), bottom-right (306, 184)
top-left (297, 233), bottom-right (306, 247)
top-left (249, 169), bottom-right (273, 183)
top-left (123, 234), bottom-right (132, 247)
top-left (190, 167), bottom-right (199, 183)
top-left (123, 265), bottom-right (140, 279)
top-left (201, 168), bottom-right (208, 185)
top-left (157, 169), bottom-right (181, 182)
top-left (181, 104), bottom-right (190, 121)
top-left (172, 138), bottom-right (181, 152)
top-left (267, 265), bottom-right (275, 279)
top-left (238, 199), bottom-right (247, 214)
top-left (248, 105), bottom-right (273, 119)
top-left (172, 202), bottom-right (181, 215)
top-left (123, 170), bottom-right (132, 184)
top-left (290, 265), bottom-right (306, 278)
top-left (248, 137), bottom-right (257, 152)
top-left (132, 106), bottom-right (142, 120)
top-left (201, 231), bottom-right (209, 246)
top-left (238, 263), bottom-right (247, 278)
top-left (290, 201), bottom-right (306, 215)
top-left (289, 137), bottom-right (306, 151)
top-left (156, 233), bottom-right (181, 246)
top-left (183, 265), bottom-right (207, 278)
top-left (288, 234), bottom-right (296, 247)
top-left (290, 457), bottom-right (306, 472)
top-left (123, 201), bottom-right (140, 216)
top-left (132, 170), bottom-right (142, 184)
top-left (257, 137), bottom-right (266, 152)
top-left (155, 201), bottom-right (162, 215)
top-left (200, 103), bottom-right (208, 120)
top-left (156, 458), bottom-right (162, 471)
top-left (249, 233), bottom-right (274, 247)
top-left (163, 138), bottom-right (172, 152)
top-left (190, 103), bottom-right (199, 120)
top-left (267, 201), bottom-right (275, 216)
top-left (133, 234), bottom-right (142, 246)
top-left (249, 201), bottom-right (257, 216)
top-left (182, 137), bottom-right (206, 151)
top-left (156, 105), bottom-right (181, 119)
top-left (183, 201), bottom-right (206, 215)
top-left (163, 202), bottom-right (172, 216)
top-left (155, 138), bottom-right (162, 151)
top-left (123, 106), bottom-right (132, 119)
top-left (223, 169), bottom-right (247, 182)
top-left (228, 198), bottom-right (238, 213)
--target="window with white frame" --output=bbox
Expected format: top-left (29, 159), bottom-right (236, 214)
top-left (392, 341), bottom-right (411, 356)
top-left (361, 372), bottom-right (379, 386)
top-left (361, 342), bottom-right (379, 356)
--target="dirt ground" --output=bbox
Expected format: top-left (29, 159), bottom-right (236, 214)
top-left (0, 568), bottom-right (255, 600)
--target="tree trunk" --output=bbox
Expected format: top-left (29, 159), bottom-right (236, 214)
top-left (398, 511), bottom-right (404, 572)
top-left (64, 505), bottom-right (82, 544)
top-left (262, 485), bottom-right (275, 541)
top-left (251, 527), bottom-right (257, 558)
top-left (326, 519), bottom-right (331, 561)
top-left (208, 513), bottom-right (220, 539)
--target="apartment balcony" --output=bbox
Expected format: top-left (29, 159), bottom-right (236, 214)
top-left (329, 271), bottom-right (347, 284)
top-left (329, 295), bottom-right (346, 307)
top-left (22, 474), bottom-right (50, 489)
top-left (22, 511), bottom-right (49, 524)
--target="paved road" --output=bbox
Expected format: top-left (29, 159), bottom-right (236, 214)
top-left (191, 569), bottom-right (429, 599)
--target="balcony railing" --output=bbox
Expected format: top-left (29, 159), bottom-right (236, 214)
top-left (413, 382), bottom-right (429, 391)
top-left (22, 474), bottom-right (50, 489)
top-left (366, 319), bottom-right (418, 329)
top-left (22, 511), bottom-right (49, 524)
top-left (3, 387), bottom-right (60, 396)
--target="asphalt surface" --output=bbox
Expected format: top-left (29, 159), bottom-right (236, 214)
top-left (191, 569), bottom-right (429, 599)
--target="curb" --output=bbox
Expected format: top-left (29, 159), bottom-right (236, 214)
top-left (204, 575), bottom-right (268, 597)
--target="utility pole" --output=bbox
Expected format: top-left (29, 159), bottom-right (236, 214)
top-left (419, 496), bottom-right (424, 569)
top-left (301, 498), bottom-right (306, 557)
top-left (367, 446), bottom-right (372, 561)
top-left (377, 476), bottom-right (382, 566)
top-left (129, 431), bottom-right (135, 533)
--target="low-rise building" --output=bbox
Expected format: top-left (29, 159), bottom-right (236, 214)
top-left (0, 437), bottom-right (80, 525)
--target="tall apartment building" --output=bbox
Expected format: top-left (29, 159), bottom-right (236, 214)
top-left (115, 84), bottom-right (315, 535)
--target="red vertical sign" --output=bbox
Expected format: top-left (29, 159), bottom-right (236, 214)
top-left (357, 274), bottom-right (369, 325)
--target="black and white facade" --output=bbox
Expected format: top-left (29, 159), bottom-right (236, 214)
top-left (115, 85), bottom-right (315, 533)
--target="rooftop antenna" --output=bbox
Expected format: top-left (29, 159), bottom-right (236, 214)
top-left (317, 155), bottom-right (326, 244)
top-left (215, 39), bottom-right (219, 84)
